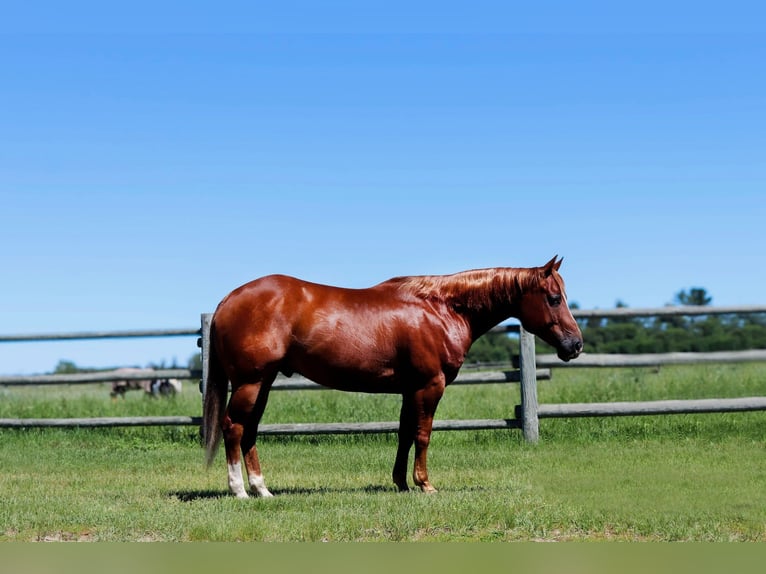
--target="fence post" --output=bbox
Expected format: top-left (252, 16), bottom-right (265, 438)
top-left (199, 313), bottom-right (212, 408)
top-left (519, 327), bottom-right (539, 443)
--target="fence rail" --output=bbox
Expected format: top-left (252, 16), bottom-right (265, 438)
top-left (570, 304), bottom-right (766, 319)
top-left (0, 369), bottom-right (200, 386)
top-left (0, 415), bottom-right (522, 433)
top-left (533, 396), bottom-right (766, 418)
top-left (0, 328), bottom-right (200, 343)
top-left (534, 349), bottom-right (766, 368)
top-left (1, 305), bottom-right (766, 435)
top-left (0, 367), bottom-right (550, 389)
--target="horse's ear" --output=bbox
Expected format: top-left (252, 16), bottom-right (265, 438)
top-left (543, 255), bottom-right (560, 277)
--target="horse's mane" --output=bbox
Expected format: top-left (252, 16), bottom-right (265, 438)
top-left (385, 267), bottom-right (541, 310)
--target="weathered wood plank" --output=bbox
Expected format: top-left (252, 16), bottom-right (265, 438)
top-left (0, 416), bottom-right (203, 428)
top-left (536, 349), bottom-right (766, 368)
top-left (0, 369), bottom-right (199, 386)
top-left (258, 419), bottom-right (520, 435)
top-left (199, 313), bottom-right (212, 397)
top-left (536, 396), bottom-right (766, 418)
top-left (0, 368), bottom-right (550, 388)
top-left (0, 328), bottom-right (200, 342)
top-left (0, 416), bottom-right (520, 432)
top-left (519, 327), bottom-right (539, 443)
top-left (570, 305), bottom-right (766, 319)
top-left (4, 396), bottom-right (764, 429)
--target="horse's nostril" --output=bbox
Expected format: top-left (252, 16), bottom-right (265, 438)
top-left (574, 340), bottom-right (583, 352)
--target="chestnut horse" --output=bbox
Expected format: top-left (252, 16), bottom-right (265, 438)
top-left (203, 256), bottom-right (582, 498)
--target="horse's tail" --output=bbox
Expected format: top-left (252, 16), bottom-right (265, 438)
top-left (203, 319), bottom-right (228, 467)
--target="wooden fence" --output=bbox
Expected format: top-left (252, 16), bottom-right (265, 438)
top-left (520, 305), bottom-right (766, 442)
top-left (1, 305), bottom-right (766, 441)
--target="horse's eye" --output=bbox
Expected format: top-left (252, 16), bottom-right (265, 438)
top-left (547, 294), bottom-right (562, 307)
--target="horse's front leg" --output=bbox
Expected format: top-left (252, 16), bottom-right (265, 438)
top-left (409, 376), bottom-right (446, 493)
top-left (392, 397), bottom-right (415, 491)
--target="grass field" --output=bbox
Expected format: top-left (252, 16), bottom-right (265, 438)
top-left (1, 363), bottom-right (765, 541)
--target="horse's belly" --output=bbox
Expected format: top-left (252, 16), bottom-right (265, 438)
top-left (320, 376), bottom-right (403, 394)
top-left (294, 363), bottom-right (403, 394)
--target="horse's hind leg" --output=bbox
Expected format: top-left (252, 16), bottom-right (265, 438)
top-left (223, 377), bottom-right (275, 499)
top-left (241, 381), bottom-right (274, 498)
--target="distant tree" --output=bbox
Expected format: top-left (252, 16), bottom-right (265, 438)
top-left (465, 332), bottom-right (515, 364)
top-left (188, 352), bottom-right (202, 371)
top-left (570, 287), bottom-right (766, 353)
top-left (54, 360), bottom-right (80, 374)
top-left (674, 287), bottom-right (712, 306)
top-left (608, 300), bottom-right (635, 325)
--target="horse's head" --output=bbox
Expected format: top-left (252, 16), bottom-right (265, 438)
top-left (516, 256), bottom-right (583, 362)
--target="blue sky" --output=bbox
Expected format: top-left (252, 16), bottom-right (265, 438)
top-left (1, 3), bottom-right (764, 374)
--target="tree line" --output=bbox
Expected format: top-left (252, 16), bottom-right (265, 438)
top-left (465, 288), bottom-right (766, 364)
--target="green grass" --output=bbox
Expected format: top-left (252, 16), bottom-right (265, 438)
top-left (1, 365), bottom-right (765, 541)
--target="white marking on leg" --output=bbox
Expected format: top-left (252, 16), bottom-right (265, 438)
top-left (228, 462), bottom-right (249, 499)
top-left (249, 473), bottom-right (274, 498)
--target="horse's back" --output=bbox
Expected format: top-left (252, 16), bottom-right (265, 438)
top-left (213, 274), bottom-right (389, 349)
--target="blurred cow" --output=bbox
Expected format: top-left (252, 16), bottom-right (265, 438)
top-left (110, 368), bottom-right (183, 398)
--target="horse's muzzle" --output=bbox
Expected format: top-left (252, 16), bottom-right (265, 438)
top-left (557, 337), bottom-right (583, 362)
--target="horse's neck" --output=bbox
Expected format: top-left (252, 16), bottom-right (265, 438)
top-left (391, 267), bottom-right (534, 339)
top-left (443, 268), bottom-right (529, 339)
